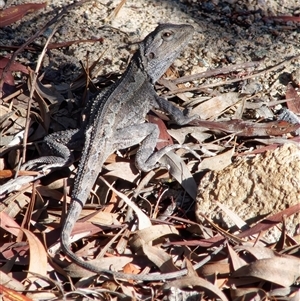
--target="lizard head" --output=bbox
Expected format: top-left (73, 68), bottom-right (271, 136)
top-left (138, 23), bottom-right (195, 83)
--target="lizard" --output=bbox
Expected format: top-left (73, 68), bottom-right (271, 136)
top-left (24, 23), bottom-right (202, 281)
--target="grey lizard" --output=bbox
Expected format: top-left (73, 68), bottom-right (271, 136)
top-left (24, 23), bottom-right (202, 281)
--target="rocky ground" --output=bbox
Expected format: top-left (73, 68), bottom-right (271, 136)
top-left (0, 0), bottom-right (299, 300)
top-left (1, 0), bottom-right (300, 89)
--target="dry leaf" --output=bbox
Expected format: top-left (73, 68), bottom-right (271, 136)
top-left (227, 244), bottom-right (247, 271)
top-left (100, 176), bottom-right (152, 230)
top-left (232, 256), bottom-right (300, 287)
top-left (20, 228), bottom-right (48, 289)
top-left (163, 275), bottom-right (229, 301)
top-left (130, 225), bottom-right (179, 251)
top-left (0, 212), bottom-right (21, 237)
top-left (197, 148), bottom-right (234, 172)
top-left (82, 210), bottom-right (120, 225)
top-left (0, 284), bottom-right (32, 301)
top-left (160, 151), bottom-right (198, 199)
top-left (47, 222), bottom-right (105, 255)
top-left (65, 256), bottom-right (133, 278)
top-left (142, 244), bottom-right (178, 273)
top-left (215, 200), bottom-right (248, 229)
top-left (0, 3), bottom-right (47, 27)
top-left (234, 246), bottom-right (276, 260)
top-left (0, 271), bottom-right (26, 291)
top-left (192, 92), bottom-right (240, 120)
top-left (286, 83), bottom-right (300, 114)
top-left (105, 160), bottom-right (139, 183)
top-left (168, 126), bottom-right (211, 144)
top-left (199, 262), bottom-right (230, 277)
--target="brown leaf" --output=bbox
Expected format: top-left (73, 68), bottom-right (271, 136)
top-left (0, 3), bottom-right (47, 27)
top-left (199, 262), bottom-right (230, 277)
top-left (0, 271), bottom-right (26, 291)
top-left (148, 114), bottom-right (173, 149)
top-left (230, 287), bottom-right (268, 300)
top-left (234, 246), bottom-right (276, 260)
top-left (162, 275), bottom-right (229, 301)
top-left (21, 228), bottom-right (48, 273)
top-left (168, 236), bottom-right (225, 248)
top-left (0, 56), bottom-right (29, 73)
top-left (0, 189), bottom-right (31, 218)
top-left (0, 69), bottom-right (15, 94)
top-left (231, 256), bottom-right (300, 287)
top-left (0, 212), bottom-right (21, 237)
top-left (197, 148), bottom-right (233, 172)
top-left (190, 119), bottom-right (300, 136)
top-left (286, 83), bottom-right (300, 114)
top-left (192, 92), bottom-right (240, 120)
top-left (263, 16), bottom-right (300, 22)
top-left (0, 242), bottom-right (29, 263)
top-left (0, 170), bottom-right (41, 179)
top-left (168, 126), bottom-right (211, 144)
top-left (237, 202), bottom-right (300, 239)
top-left (130, 225), bottom-right (179, 251)
top-left (227, 244), bottom-right (247, 271)
top-left (47, 222), bottom-right (105, 256)
top-left (142, 244), bottom-right (178, 273)
top-left (83, 210), bottom-right (121, 225)
top-left (147, 114), bottom-right (198, 198)
top-left (65, 256), bottom-right (133, 278)
top-left (100, 176), bottom-right (152, 230)
top-left (160, 151), bottom-right (198, 199)
top-left (105, 160), bottom-right (139, 183)
top-left (0, 284), bottom-right (33, 301)
top-left (0, 56), bottom-right (29, 94)
top-left (36, 186), bottom-right (64, 200)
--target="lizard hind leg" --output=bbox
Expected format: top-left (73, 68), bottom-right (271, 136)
top-left (138, 143), bottom-right (201, 172)
top-left (114, 123), bottom-right (200, 172)
top-left (21, 129), bottom-right (83, 172)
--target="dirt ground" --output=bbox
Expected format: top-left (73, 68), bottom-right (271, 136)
top-left (1, 0), bottom-right (300, 89)
top-left (0, 0), bottom-right (299, 300)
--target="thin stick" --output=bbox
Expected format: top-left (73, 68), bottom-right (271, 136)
top-left (0, 0), bottom-right (91, 89)
top-left (171, 60), bottom-right (263, 84)
top-left (22, 22), bottom-right (60, 163)
top-left (166, 54), bottom-right (300, 95)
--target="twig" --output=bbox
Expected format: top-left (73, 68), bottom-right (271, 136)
top-left (105, 0), bottom-right (127, 22)
top-left (100, 176), bottom-right (152, 230)
top-left (22, 22), bottom-right (60, 163)
top-left (166, 54), bottom-right (300, 95)
top-left (96, 224), bottom-right (128, 259)
top-left (171, 60), bottom-right (263, 84)
top-left (0, 0), bottom-right (91, 89)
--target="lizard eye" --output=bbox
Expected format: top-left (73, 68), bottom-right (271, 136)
top-left (162, 31), bottom-right (173, 41)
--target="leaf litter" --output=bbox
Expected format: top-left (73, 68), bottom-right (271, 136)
top-left (0, 1), bottom-right (300, 300)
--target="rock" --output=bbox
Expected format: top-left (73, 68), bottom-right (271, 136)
top-left (291, 68), bottom-right (300, 87)
top-left (196, 143), bottom-right (300, 243)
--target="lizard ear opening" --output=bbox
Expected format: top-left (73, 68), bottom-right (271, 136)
top-left (147, 52), bottom-right (155, 60)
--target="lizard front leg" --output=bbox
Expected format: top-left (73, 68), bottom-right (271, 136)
top-left (114, 123), bottom-right (199, 172)
top-left (154, 96), bottom-right (197, 125)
